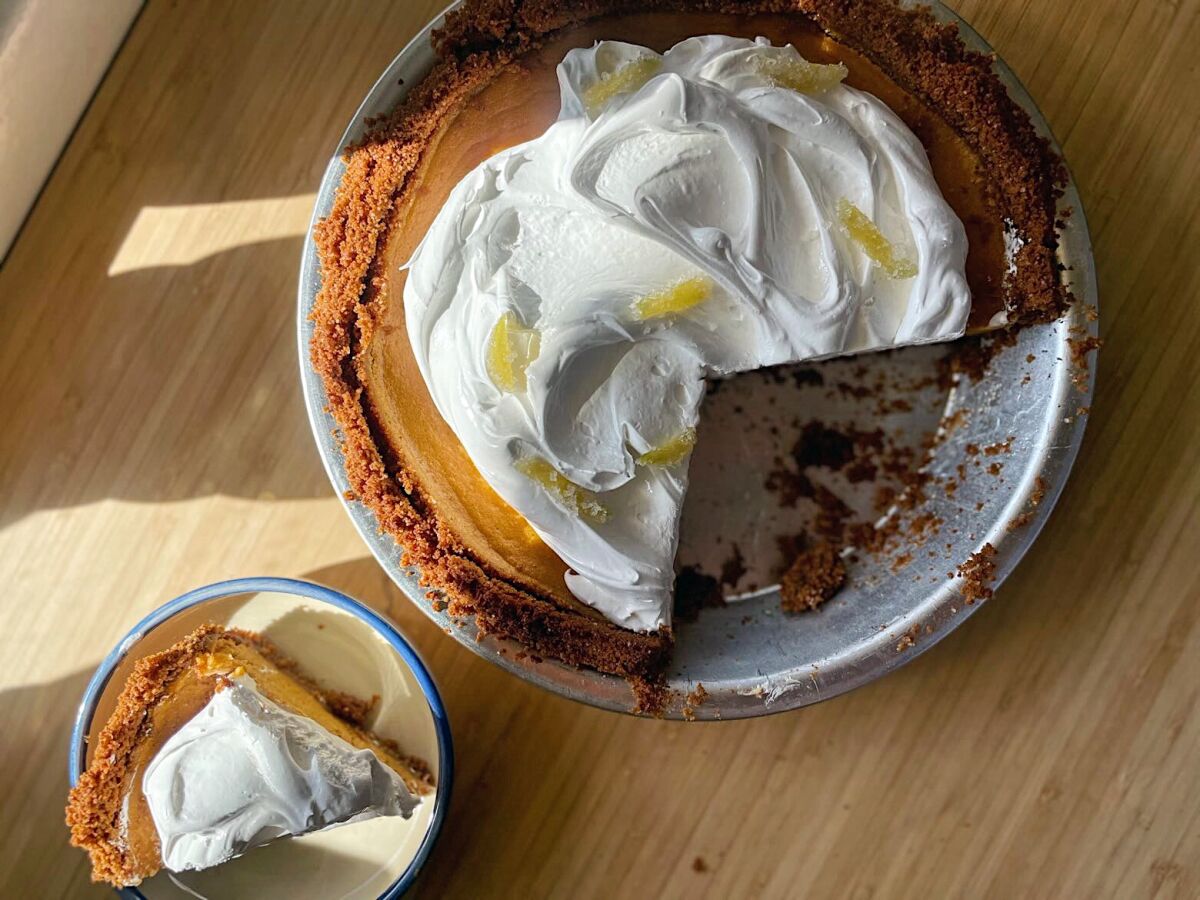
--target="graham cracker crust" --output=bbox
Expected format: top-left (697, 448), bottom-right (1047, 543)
top-left (309, 0), bottom-right (1070, 683)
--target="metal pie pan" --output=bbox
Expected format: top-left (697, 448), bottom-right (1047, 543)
top-left (298, 1), bottom-right (1098, 719)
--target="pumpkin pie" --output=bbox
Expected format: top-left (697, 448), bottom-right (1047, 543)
top-left (309, 0), bottom-right (1068, 681)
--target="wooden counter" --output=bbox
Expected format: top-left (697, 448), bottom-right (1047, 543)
top-left (2, 0), bottom-right (1197, 896)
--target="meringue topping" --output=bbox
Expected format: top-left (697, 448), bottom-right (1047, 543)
top-left (142, 678), bottom-right (418, 873)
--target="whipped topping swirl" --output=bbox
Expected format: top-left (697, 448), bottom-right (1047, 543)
top-left (405, 36), bottom-right (970, 631)
top-left (143, 679), bottom-right (418, 873)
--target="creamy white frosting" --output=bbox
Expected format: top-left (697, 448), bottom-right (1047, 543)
top-left (143, 678), bottom-right (418, 873)
top-left (405, 36), bottom-right (970, 631)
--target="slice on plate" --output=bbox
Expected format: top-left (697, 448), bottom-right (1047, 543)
top-left (66, 625), bottom-right (432, 887)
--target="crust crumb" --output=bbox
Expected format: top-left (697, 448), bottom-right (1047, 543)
top-left (682, 683), bottom-right (709, 720)
top-left (956, 543), bottom-right (998, 604)
top-left (781, 543), bottom-right (847, 612)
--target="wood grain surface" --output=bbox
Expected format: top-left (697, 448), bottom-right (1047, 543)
top-left (2, 1), bottom-right (1198, 897)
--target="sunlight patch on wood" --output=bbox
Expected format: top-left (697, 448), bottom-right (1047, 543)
top-left (108, 194), bottom-right (317, 275)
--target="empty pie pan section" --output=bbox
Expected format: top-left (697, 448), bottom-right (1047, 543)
top-left (297, 1), bottom-right (1098, 719)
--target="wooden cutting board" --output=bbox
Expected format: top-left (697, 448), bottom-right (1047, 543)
top-left (1, 1), bottom-right (1197, 896)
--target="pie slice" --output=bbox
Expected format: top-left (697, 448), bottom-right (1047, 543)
top-left (65, 625), bottom-right (433, 887)
top-left (310, 0), bottom-right (1068, 682)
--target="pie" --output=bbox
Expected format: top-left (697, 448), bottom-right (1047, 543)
top-left (66, 625), bottom-right (432, 886)
top-left (309, 0), bottom-right (1068, 684)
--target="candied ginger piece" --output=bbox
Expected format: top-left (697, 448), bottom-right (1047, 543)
top-left (515, 457), bottom-right (609, 524)
top-left (755, 55), bottom-right (847, 94)
top-left (835, 198), bottom-right (918, 279)
top-left (486, 311), bottom-right (541, 393)
top-left (637, 428), bottom-right (697, 467)
top-left (583, 56), bottom-right (663, 116)
top-left (632, 276), bottom-right (712, 321)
